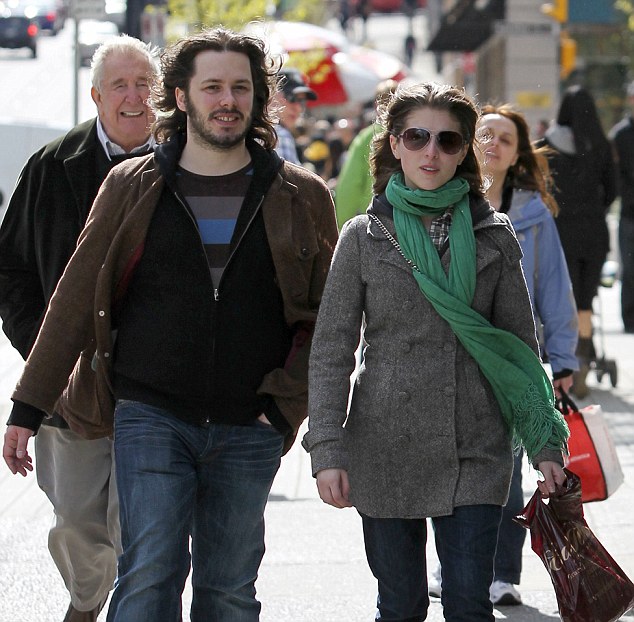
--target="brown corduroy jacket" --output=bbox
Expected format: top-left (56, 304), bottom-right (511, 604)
top-left (12, 150), bottom-right (338, 453)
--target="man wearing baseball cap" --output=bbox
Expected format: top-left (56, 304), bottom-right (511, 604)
top-left (274, 68), bottom-right (317, 164)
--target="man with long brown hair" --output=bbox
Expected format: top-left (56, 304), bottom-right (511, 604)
top-left (3, 26), bottom-right (338, 621)
top-left (0, 35), bottom-right (159, 622)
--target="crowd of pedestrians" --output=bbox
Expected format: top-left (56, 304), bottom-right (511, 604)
top-left (1, 20), bottom-right (633, 622)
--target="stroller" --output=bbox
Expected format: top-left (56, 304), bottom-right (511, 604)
top-left (589, 260), bottom-right (619, 388)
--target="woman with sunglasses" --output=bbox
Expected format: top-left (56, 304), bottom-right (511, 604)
top-left (302, 82), bottom-right (569, 622)
top-left (476, 105), bottom-right (578, 607)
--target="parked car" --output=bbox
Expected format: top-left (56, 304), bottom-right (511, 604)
top-left (78, 19), bottom-right (118, 66)
top-left (0, 14), bottom-right (37, 57)
top-left (5, 0), bottom-right (64, 35)
top-left (350, 0), bottom-right (426, 13)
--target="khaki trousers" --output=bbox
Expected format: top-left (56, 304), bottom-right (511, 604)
top-left (35, 425), bottom-right (120, 611)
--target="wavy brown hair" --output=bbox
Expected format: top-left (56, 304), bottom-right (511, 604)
top-left (152, 26), bottom-right (279, 147)
top-left (370, 82), bottom-right (485, 197)
top-left (480, 104), bottom-right (559, 216)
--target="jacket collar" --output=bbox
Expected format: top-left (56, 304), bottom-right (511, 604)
top-left (368, 191), bottom-right (496, 231)
top-left (53, 118), bottom-right (99, 162)
top-left (367, 191), bottom-right (506, 274)
top-left (154, 131), bottom-right (283, 188)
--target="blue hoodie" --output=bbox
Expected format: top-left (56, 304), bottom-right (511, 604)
top-left (506, 188), bottom-right (579, 375)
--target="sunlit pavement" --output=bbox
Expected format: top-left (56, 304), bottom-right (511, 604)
top-left (0, 277), bottom-right (632, 621)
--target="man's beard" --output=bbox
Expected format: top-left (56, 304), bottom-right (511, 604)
top-left (185, 96), bottom-right (252, 150)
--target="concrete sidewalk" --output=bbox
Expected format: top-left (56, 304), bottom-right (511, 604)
top-left (1, 282), bottom-right (633, 621)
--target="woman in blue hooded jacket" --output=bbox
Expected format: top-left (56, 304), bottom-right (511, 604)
top-left (476, 104), bottom-right (578, 607)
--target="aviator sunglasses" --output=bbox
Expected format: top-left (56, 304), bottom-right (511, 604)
top-left (391, 127), bottom-right (466, 155)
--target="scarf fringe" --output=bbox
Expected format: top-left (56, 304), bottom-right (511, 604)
top-left (511, 383), bottom-right (570, 461)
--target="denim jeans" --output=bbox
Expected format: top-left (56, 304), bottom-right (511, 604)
top-left (361, 505), bottom-right (502, 622)
top-left (494, 451), bottom-right (526, 585)
top-left (106, 400), bottom-right (284, 622)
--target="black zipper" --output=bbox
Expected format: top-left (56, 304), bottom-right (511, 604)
top-left (173, 189), bottom-right (215, 425)
top-left (214, 193), bottom-right (265, 301)
top-left (173, 188), bottom-right (266, 424)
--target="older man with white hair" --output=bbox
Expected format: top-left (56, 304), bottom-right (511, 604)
top-left (0, 35), bottom-right (159, 622)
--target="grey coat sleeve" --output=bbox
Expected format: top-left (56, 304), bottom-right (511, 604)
top-left (302, 218), bottom-right (366, 475)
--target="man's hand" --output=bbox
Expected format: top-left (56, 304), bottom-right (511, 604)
top-left (536, 460), bottom-right (567, 498)
top-left (316, 468), bottom-right (353, 509)
top-left (3, 425), bottom-right (34, 476)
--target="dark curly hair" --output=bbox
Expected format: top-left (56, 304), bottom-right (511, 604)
top-left (152, 26), bottom-right (279, 148)
top-left (370, 82), bottom-right (485, 197)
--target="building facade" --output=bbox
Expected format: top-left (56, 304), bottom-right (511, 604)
top-left (426, 0), bottom-right (629, 134)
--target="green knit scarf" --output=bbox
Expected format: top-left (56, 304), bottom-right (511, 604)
top-left (385, 173), bottom-right (568, 461)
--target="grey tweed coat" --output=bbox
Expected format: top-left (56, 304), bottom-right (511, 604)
top-left (302, 195), bottom-right (563, 519)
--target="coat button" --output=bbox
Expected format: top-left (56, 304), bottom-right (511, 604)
top-left (98, 310), bottom-right (105, 317)
top-left (300, 247), bottom-right (310, 257)
top-left (402, 342), bottom-right (412, 353)
top-left (443, 386), bottom-right (454, 396)
top-left (444, 343), bottom-right (453, 353)
top-left (103, 352), bottom-right (110, 358)
top-left (398, 390), bottom-right (410, 402)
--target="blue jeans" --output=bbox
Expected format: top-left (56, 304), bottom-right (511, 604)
top-left (494, 451), bottom-right (526, 585)
top-left (361, 505), bottom-right (502, 622)
top-left (106, 401), bottom-right (284, 622)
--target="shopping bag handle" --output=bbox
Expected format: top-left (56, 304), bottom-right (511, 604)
top-left (556, 387), bottom-right (579, 415)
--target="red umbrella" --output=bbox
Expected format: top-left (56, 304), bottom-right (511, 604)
top-left (243, 20), bottom-right (409, 106)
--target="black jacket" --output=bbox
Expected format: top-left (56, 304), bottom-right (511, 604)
top-left (610, 115), bottom-right (634, 220)
top-left (111, 135), bottom-right (294, 432)
top-left (538, 132), bottom-right (616, 224)
top-left (8, 135), bottom-right (338, 450)
top-left (0, 118), bottom-right (101, 360)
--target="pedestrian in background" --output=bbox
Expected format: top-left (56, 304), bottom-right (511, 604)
top-left (324, 117), bottom-right (356, 183)
top-left (356, 0), bottom-right (371, 42)
top-left (609, 80), bottom-right (634, 334)
top-left (533, 118), bottom-right (549, 141)
top-left (404, 33), bottom-right (416, 67)
top-left (537, 85), bottom-right (617, 398)
top-left (273, 67), bottom-right (317, 165)
top-left (303, 82), bottom-right (568, 622)
top-left (477, 104), bottom-right (578, 607)
top-left (0, 35), bottom-right (159, 622)
top-left (3, 26), bottom-right (338, 621)
top-left (334, 79), bottom-right (398, 228)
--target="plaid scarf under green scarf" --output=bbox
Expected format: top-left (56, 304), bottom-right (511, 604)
top-left (385, 173), bottom-right (568, 461)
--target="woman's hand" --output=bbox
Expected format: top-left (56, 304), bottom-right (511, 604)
top-left (553, 374), bottom-right (573, 399)
top-left (536, 460), bottom-right (567, 498)
top-left (316, 468), bottom-right (353, 509)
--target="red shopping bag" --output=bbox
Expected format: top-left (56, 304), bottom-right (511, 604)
top-left (557, 391), bottom-right (624, 502)
top-left (515, 470), bottom-right (634, 622)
